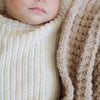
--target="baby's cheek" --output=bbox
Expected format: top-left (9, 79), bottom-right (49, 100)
top-left (48, 8), bottom-right (59, 20)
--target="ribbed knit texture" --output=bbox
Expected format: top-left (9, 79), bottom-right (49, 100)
top-left (0, 0), bottom-right (72, 100)
top-left (2, 0), bottom-right (100, 100)
top-left (57, 0), bottom-right (100, 100)
top-left (0, 14), bottom-right (62, 100)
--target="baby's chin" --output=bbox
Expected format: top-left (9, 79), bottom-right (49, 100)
top-left (25, 14), bottom-right (59, 25)
top-left (16, 16), bottom-right (58, 25)
top-left (25, 18), bottom-right (56, 25)
top-left (17, 18), bottom-right (48, 25)
top-left (2, 11), bottom-right (59, 25)
top-left (24, 19), bottom-right (49, 25)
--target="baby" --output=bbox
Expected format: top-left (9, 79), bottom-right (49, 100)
top-left (0, 0), bottom-right (63, 100)
top-left (3, 0), bottom-right (61, 25)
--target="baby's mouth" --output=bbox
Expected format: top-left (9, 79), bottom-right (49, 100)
top-left (29, 7), bottom-right (46, 14)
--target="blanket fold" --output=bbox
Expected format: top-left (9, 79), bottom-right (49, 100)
top-left (57, 0), bottom-right (100, 99)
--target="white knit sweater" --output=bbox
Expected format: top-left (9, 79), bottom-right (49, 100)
top-left (0, 14), bottom-right (62, 100)
top-left (0, 0), bottom-right (72, 100)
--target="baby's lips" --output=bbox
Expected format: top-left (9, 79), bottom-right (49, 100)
top-left (29, 7), bottom-right (46, 13)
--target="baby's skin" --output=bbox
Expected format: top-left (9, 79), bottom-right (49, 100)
top-left (3, 0), bottom-right (61, 25)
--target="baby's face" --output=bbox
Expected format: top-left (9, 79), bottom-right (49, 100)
top-left (5, 0), bottom-right (61, 25)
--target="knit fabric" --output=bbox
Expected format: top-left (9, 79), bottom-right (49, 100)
top-left (57, 0), bottom-right (100, 100)
top-left (1, 0), bottom-right (100, 100)
top-left (0, 0), bottom-right (72, 100)
top-left (0, 14), bottom-right (61, 100)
